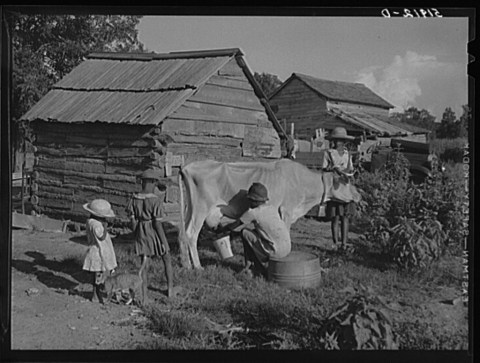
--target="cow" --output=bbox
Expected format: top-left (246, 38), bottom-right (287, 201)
top-left (177, 158), bottom-right (334, 269)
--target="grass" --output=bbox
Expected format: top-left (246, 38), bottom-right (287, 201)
top-left (111, 219), bottom-right (468, 350)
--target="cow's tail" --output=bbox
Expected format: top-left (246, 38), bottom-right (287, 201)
top-left (177, 168), bottom-right (191, 268)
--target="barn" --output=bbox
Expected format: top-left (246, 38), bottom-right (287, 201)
top-left (268, 73), bottom-right (430, 142)
top-left (20, 48), bottom-right (287, 226)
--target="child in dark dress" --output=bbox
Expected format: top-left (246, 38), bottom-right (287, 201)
top-left (126, 169), bottom-right (174, 300)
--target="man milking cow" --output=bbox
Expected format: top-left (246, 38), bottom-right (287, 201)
top-left (177, 131), bottom-right (361, 269)
top-left (215, 182), bottom-right (291, 277)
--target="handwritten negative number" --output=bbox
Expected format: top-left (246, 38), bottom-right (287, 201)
top-left (382, 8), bottom-right (443, 18)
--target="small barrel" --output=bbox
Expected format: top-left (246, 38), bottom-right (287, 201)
top-left (212, 235), bottom-right (234, 260)
top-left (268, 251), bottom-right (322, 289)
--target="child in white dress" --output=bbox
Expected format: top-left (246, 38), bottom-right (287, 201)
top-left (82, 199), bottom-right (118, 303)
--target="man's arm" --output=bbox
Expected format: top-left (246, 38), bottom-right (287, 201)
top-left (216, 220), bottom-right (244, 235)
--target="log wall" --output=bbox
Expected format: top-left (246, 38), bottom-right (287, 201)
top-left (30, 58), bottom-right (283, 226)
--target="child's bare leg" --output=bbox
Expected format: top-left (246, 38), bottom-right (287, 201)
top-left (162, 253), bottom-right (174, 297)
top-left (141, 256), bottom-right (149, 304)
top-left (331, 216), bottom-right (340, 246)
top-left (91, 272), bottom-right (100, 302)
top-left (341, 216), bottom-right (349, 249)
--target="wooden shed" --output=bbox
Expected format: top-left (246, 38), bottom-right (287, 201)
top-left (20, 48), bottom-right (287, 225)
top-left (269, 73), bottom-right (430, 142)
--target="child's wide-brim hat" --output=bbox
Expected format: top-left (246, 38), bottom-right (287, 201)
top-left (83, 199), bottom-right (115, 218)
top-left (326, 127), bottom-right (355, 141)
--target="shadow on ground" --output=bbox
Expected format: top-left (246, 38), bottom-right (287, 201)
top-left (12, 250), bottom-right (92, 295)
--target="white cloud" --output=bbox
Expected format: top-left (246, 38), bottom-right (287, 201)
top-left (355, 51), bottom-right (454, 116)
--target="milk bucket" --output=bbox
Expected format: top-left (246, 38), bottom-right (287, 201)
top-left (213, 235), bottom-right (234, 260)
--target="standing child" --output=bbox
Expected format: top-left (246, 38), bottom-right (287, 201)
top-left (126, 169), bottom-right (174, 300)
top-left (82, 199), bottom-right (118, 303)
top-left (322, 127), bottom-right (357, 250)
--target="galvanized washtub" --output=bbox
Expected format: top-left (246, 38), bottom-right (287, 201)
top-left (267, 251), bottom-right (322, 289)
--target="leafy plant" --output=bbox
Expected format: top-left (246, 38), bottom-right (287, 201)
top-left (318, 285), bottom-right (399, 350)
top-left (355, 147), bottom-right (466, 269)
top-left (390, 215), bottom-right (444, 269)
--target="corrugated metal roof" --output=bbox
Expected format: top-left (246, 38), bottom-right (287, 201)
top-left (21, 51), bottom-right (237, 125)
top-left (289, 73), bottom-right (394, 109)
top-left (22, 89), bottom-right (194, 124)
top-left (329, 107), bottom-right (423, 137)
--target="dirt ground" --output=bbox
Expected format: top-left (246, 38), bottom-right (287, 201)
top-left (9, 218), bottom-right (468, 351)
top-left (11, 229), bottom-right (159, 350)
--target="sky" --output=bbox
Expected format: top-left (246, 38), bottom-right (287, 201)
top-left (137, 15), bottom-right (470, 120)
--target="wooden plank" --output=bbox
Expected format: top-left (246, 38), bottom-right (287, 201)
top-left (165, 152), bottom-right (184, 177)
top-left (189, 83), bottom-right (264, 111)
top-left (38, 197), bottom-right (72, 210)
top-left (168, 134), bottom-right (242, 147)
top-left (64, 174), bottom-right (103, 187)
top-left (165, 185), bottom-right (180, 203)
top-left (38, 184), bottom-right (74, 196)
top-left (12, 212), bottom-right (67, 232)
top-left (105, 164), bottom-right (149, 177)
top-left (206, 74), bottom-right (251, 91)
top-left (107, 147), bottom-right (153, 158)
top-left (36, 146), bottom-right (66, 157)
top-left (170, 100), bottom-right (267, 125)
top-left (106, 156), bottom-right (152, 165)
top-left (102, 179), bottom-right (140, 194)
top-left (72, 189), bottom-right (130, 207)
top-left (161, 119), bottom-right (245, 139)
top-left (66, 134), bottom-right (109, 147)
top-left (34, 166), bottom-right (136, 182)
top-left (64, 160), bottom-right (105, 174)
top-left (36, 157), bottom-right (65, 170)
top-left (242, 126), bottom-right (281, 159)
top-left (217, 58), bottom-right (244, 77)
top-left (35, 169), bottom-right (64, 184)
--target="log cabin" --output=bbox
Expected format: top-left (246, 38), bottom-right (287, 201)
top-left (20, 48), bottom-right (287, 226)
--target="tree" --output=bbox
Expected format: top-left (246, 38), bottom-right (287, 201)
top-left (11, 14), bottom-right (145, 121)
top-left (458, 104), bottom-right (470, 138)
top-left (253, 72), bottom-right (283, 98)
top-left (436, 107), bottom-right (460, 139)
top-left (9, 14), bottom-right (145, 170)
top-left (389, 107), bottom-right (436, 133)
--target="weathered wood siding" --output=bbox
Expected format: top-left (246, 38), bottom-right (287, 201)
top-left (326, 101), bottom-right (390, 118)
top-left (162, 58), bottom-right (281, 165)
top-left (269, 79), bottom-right (327, 139)
top-left (269, 77), bottom-right (395, 140)
top-left (269, 79), bottom-right (369, 139)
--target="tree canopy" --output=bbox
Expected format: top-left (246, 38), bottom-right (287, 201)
top-left (11, 14), bottom-right (145, 121)
top-left (435, 106), bottom-right (469, 139)
top-left (253, 72), bottom-right (283, 98)
top-left (389, 107), bottom-right (437, 133)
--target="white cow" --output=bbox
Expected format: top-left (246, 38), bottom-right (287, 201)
top-left (177, 158), bottom-right (335, 269)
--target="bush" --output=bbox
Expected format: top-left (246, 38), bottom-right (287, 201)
top-left (430, 137), bottom-right (467, 163)
top-left (318, 285), bottom-right (399, 350)
top-left (355, 149), bottom-right (466, 270)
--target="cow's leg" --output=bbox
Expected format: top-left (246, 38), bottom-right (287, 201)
top-left (185, 217), bottom-right (206, 269)
top-left (188, 227), bottom-right (203, 269)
